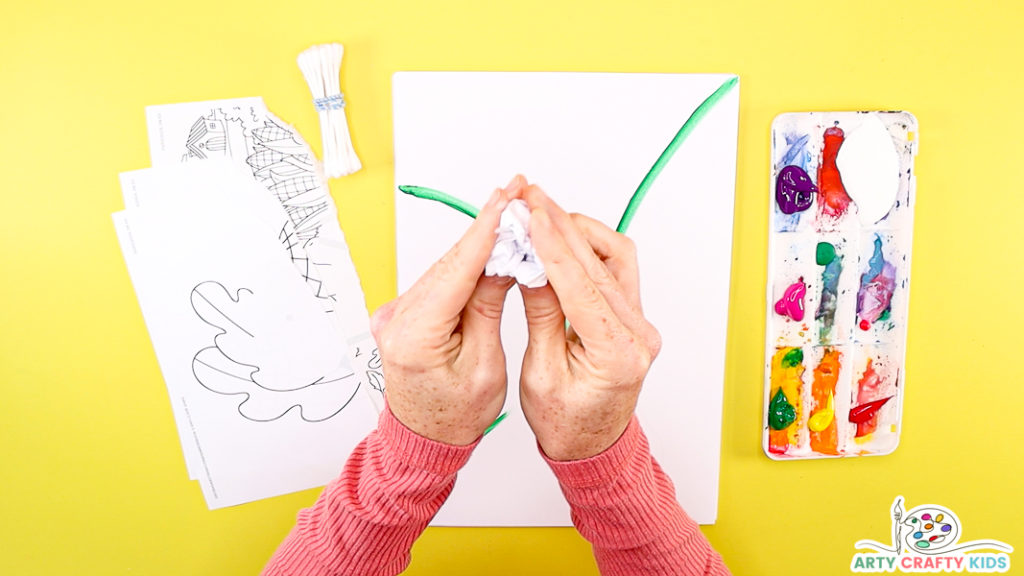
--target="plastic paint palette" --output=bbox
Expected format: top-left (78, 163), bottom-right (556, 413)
top-left (763, 111), bottom-right (918, 459)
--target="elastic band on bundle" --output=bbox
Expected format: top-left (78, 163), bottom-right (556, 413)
top-left (313, 94), bottom-right (346, 112)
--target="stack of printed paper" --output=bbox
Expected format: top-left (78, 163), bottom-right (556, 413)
top-left (113, 98), bottom-right (382, 509)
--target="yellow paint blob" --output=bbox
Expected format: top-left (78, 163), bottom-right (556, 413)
top-left (808, 392), bottom-right (835, 432)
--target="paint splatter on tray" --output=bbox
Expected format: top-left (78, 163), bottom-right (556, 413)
top-left (764, 111), bottom-right (917, 459)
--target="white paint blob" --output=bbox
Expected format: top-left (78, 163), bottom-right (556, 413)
top-left (836, 114), bottom-right (900, 225)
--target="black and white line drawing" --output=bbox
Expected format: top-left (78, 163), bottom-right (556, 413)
top-left (355, 346), bottom-right (385, 394)
top-left (182, 106), bottom-right (335, 312)
top-left (150, 98), bottom-right (385, 419)
top-left (190, 281), bottom-right (359, 422)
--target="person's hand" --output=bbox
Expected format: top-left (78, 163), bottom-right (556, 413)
top-left (371, 176), bottom-right (526, 445)
top-left (518, 185), bottom-right (662, 461)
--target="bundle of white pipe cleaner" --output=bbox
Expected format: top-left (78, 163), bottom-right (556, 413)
top-left (484, 199), bottom-right (547, 288)
top-left (297, 43), bottom-right (361, 178)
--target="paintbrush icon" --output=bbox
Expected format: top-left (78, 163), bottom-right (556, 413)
top-left (893, 497), bottom-right (904, 555)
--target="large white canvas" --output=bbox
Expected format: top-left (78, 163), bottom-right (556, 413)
top-left (393, 72), bottom-right (739, 526)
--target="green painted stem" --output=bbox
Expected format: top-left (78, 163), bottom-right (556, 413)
top-left (484, 411), bottom-right (508, 435)
top-left (398, 185), bottom-right (479, 219)
top-left (615, 76), bottom-right (739, 233)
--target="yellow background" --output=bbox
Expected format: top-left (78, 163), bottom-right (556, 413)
top-left (3, 0), bottom-right (1022, 574)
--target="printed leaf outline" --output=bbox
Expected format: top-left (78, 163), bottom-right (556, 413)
top-left (190, 280), bottom-right (359, 422)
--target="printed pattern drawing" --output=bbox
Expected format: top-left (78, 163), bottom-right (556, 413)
top-left (182, 106), bottom-right (336, 312)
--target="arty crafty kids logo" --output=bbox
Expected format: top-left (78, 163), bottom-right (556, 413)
top-left (851, 497), bottom-right (1013, 573)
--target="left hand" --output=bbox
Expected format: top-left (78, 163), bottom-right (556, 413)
top-left (371, 176), bottom-right (525, 445)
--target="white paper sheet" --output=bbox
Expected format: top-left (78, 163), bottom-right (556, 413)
top-left (113, 164), bottom-right (377, 508)
top-left (393, 72), bottom-right (739, 526)
top-left (146, 98), bottom-right (384, 422)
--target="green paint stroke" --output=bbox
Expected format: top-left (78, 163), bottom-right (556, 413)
top-left (484, 411), bottom-right (508, 436)
top-left (616, 76), bottom-right (739, 234)
top-left (398, 185), bottom-right (479, 219)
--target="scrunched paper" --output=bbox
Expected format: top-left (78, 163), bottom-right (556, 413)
top-left (484, 199), bottom-right (547, 288)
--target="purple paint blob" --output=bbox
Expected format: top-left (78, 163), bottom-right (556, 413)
top-left (775, 165), bottom-right (818, 214)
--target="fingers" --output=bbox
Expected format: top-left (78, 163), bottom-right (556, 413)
top-left (520, 283), bottom-right (567, 357)
top-left (568, 214), bottom-right (660, 357)
top-left (528, 206), bottom-right (625, 350)
top-left (459, 274), bottom-right (514, 352)
top-left (524, 186), bottom-right (653, 350)
top-left (404, 175), bottom-right (527, 324)
top-left (569, 213), bottom-right (642, 308)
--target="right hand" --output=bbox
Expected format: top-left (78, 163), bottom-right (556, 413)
top-left (518, 185), bottom-right (662, 461)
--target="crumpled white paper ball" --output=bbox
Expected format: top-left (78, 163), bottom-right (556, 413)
top-left (484, 199), bottom-right (547, 288)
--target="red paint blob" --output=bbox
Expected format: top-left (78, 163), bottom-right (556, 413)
top-left (849, 396), bottom-right (894, 424)
top-left (818, 126), bottom-right (854, 218)
top-left (859, 319), bottom-right (871, 331)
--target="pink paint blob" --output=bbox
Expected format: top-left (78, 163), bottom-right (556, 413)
top-left (775, 277), bottom-right (807, 322)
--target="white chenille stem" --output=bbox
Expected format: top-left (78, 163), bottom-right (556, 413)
top-left (298, 43), bottom-right (362, 178)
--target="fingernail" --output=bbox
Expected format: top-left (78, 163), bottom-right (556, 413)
top-left (505, 174), bottom-right (524, 191)
top-left (486, 187), bottom-right (501, 207)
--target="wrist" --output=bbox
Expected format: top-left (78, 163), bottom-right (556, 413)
top-left (380, 403), bottom-right (479, 475)
top-left (541, 415), bottom-right (641, 486)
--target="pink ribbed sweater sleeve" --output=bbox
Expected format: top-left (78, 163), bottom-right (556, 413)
top-left (544, 417), bottom-right (731, 576)
top-left (260, 406), bottom-right (477, 576)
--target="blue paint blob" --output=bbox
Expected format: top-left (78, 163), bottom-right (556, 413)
top-left (781, 133), bottom-right (810, 166)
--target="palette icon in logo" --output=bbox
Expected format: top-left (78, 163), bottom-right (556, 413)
top-left (902, 505), bottom-right (959, 554)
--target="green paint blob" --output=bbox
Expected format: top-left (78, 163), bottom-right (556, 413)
top-left (769, 388), bottom-right (797, 430)
top-left (781, 348), bottom-right (804, 368)
top-left (879, 308), bottom-right (891, 322)
top-left (816, 242), bottom-right (837, 265)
